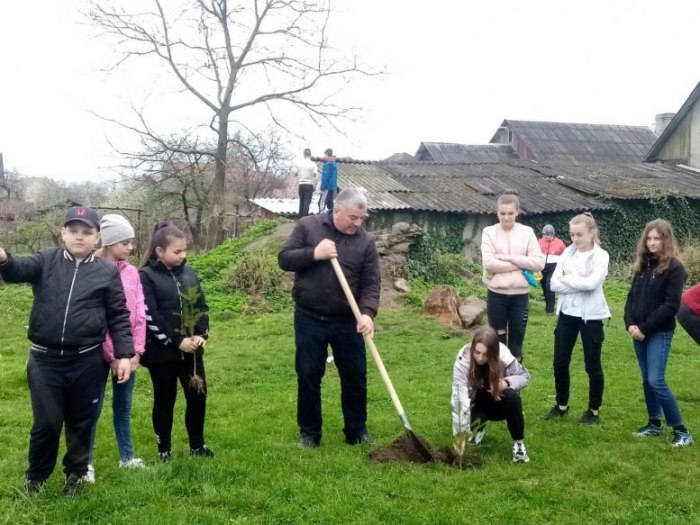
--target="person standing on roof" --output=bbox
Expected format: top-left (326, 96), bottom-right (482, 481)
top-left (296, 148), bottom-right (319, 218)
top-left (319, 148), bottom-right (338, 212)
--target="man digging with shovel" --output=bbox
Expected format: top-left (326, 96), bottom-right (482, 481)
top-left (279, 188), bottom-right (380, 449)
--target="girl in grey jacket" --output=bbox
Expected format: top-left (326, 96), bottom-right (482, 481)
top-left (451, 326), bottom-right (531, 463)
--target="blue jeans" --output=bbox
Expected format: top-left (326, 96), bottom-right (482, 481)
top-left (634, 331), bottom-right (684, 427)
top-left (89, 364), bottom-right (138, 463)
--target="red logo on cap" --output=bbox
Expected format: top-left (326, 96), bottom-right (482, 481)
top-left (76, 209), bottom-right (87, 216)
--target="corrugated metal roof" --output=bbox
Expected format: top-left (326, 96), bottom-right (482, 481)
top-left (253, 160), bottom-right (698, 216)
top-left (493, 120), bottom-right (658, 163)
top-left (415, 142), bottom-right (518, 162)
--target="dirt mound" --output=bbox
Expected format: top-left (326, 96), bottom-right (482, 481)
top-left (369, 436), bottom-right (483, 470)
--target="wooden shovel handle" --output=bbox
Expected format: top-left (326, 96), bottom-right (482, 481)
top-left (330, 257), bottom-right (406, 417)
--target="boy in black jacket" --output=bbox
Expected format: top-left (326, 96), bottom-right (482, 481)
top-left (0, 206), bottom-right (134, 496)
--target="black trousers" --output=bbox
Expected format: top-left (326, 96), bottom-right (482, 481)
top-left (298, 184), bottom-right (314, 218)
top-left (325, 190), bottom-right (335, 211)
top-left (26, 348), bottom-right (105, 481)
top-left (294, 311), bottom-right (367, 442)
top-left (486, 290), bottom-right (530, 361)
top-left (147, 354), bottom-right (207, 452)
top-left (677, 302), bottom-right (700, 346)
top-left (553, 313), bottom-right (605, 410)
top-left (541, 262), bottom-right (557, 314)
top-left (471, 388), bottom-right (524, 441)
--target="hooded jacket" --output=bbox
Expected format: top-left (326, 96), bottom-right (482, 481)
top-left (451, 342), bottom-right (530, 435)
top-left (139, 258), bottom-right (209, 365)
top-left (0, 248), bottom-right (134, 357)
top-left (550, 244), bottom-right (611, 321)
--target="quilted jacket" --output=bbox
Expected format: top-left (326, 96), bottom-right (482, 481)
top-left (0, 248), bottom-right (134, 357)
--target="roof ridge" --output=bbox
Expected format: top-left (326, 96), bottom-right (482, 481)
top-left (506, 119), bottom-right (654, 130)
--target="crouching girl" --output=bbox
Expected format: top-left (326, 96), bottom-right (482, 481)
top-left (451, 326), bottom-right (531, 463)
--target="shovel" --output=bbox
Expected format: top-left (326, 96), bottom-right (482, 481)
top-left (330, 257), bottom-right (434, 462)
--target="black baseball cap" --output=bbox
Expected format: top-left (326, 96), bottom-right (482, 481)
top-left (64, 206), bottom-right (100, 230)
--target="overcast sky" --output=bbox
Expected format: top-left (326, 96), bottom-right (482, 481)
top-left (1, 0), bottom-right (699, 181)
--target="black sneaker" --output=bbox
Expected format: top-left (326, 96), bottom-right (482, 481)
top-left (159, 450), bottom-right (172, 463)
top-left (62, 473), bottom-right (83, 498)
top-left (633, 423), bottom-right (664, 437)
top-left (299, 434), bottom-right (320, 449)
top-left (542, 405), bottom-right (568, 420)
top-left (579, 409), bottom-right (600, 426)
top-left (24, 478), bottom-right (46, 495)
top-left (671, 430), bottom-right (694, 448)
top-left (346, 433), bottom-right (373, 445)
top-left (190, 445), bottom-right (215, 458)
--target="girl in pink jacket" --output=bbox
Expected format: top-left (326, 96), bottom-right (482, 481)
top-left (481, 193), bottom-right (545, 362)
top-left (87, 215), bottom-right (147, 481)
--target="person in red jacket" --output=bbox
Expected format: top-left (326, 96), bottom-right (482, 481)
top-left (538, 224), bottom-right (567, 315)
top-left (677, 282), bottom-right (700, 345)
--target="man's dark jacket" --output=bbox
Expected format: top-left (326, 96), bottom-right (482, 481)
top-left (0, 248), bottom-right (134, 356)
top-left (278, 211), bottom-right (380, 320)
top-left (624, 255), bottom-right (687, 335)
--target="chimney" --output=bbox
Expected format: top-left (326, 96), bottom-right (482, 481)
top-left (655, 113), bottom-right (676, 136)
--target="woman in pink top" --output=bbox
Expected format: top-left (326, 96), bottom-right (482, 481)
top-left (87, 215), bottom-right (147, 481)
top-left (481, 193), bottom-right (545, 362)
top-left (678, 282), bottom-right (700, 346)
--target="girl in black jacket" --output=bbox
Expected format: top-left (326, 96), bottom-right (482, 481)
top-left (139, 222), bottom-right (212, 461)
top-left (624, 219), bottom-right (693, 447)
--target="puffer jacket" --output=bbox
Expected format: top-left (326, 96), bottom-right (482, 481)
top-left (451, 342), bottom-right (530, 435)
top-left (550, 244), bottom-right (611, 321)
top-left (139, 258), bottom-right (209, 365)
top-left (624, 256), bottom-right (686, 335)
top-left (0, 248), bottom-right (134, 356)
top-left (481, 223), bottom-right (545, 295)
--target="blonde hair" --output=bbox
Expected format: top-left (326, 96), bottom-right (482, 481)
top-left (496, 191), bottom-right (520, 212)
top-left (632, 219), bottom-right (677, 274)
top-left (570, 212), bottom-right (600, 247)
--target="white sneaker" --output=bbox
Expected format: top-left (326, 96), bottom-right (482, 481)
top-left (512, 441), bottom-right (530, 463)
top-left (82, 464), bottom-right (96, 483)
top-left (119, 458), bottom-right (146, 469)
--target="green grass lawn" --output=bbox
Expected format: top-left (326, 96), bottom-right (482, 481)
top-left (0, 284), bottom-right (699, 524)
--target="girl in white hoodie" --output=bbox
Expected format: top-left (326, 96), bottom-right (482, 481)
top-left (543, 213), bottom-right (610, 426)
top-left (481, 193), bottom-right (545, 362)
top-left (452, 326), bottom-right (531, 463)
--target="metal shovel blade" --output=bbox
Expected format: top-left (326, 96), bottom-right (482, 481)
top-left (400, 414), bottom-right (435, 462)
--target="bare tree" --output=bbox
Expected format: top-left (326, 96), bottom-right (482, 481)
top-left (89, 0), bottom-right (373, 248)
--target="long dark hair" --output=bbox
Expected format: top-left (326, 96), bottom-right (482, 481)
top-left (632, 219), bottom-right (677, 274)
top-left (139, 221), bottom-right (186, 268)
top-left (467, 326), bottom-right (504, 400)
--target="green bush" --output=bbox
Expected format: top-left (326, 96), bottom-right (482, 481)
top-left (679, 243), bottom-right (700, 287)
top-left (221, 250), bottom-right (286, 298)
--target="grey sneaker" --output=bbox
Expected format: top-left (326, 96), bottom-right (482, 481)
top-left (468, 427), bottom-right (486, 446)
top-left (346, 433), bottom-right (373, 445)
top-left (671, 431), bottom-right (694, 448)
top-left (512, 442), bottom-right (530, 463)
top-left (299, 434), bottom-right (320, 449)
top-left (633, 424), bottom-right (664, 437)
top-left (542, 405), bottom-right (568, 420)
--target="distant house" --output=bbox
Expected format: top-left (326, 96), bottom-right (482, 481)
top-left (489, 120), bottom-right (658, 163)
top-left (384, 152), bottom-right (416, 163)
top-left (644, 82), bottom-right (700, 168)
top-left (415, 142), bottom-right (518, 162)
